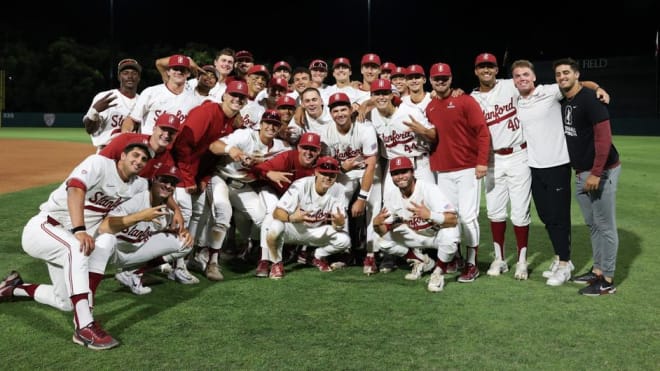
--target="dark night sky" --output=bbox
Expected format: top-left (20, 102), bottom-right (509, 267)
top-left (3, 0), bottom-right (659, 88)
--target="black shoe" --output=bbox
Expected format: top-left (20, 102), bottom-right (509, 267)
top-left (578, 276), bottom-right (616, 296)
top-left (572, 270), bottom-right (599, 285)
top-left (378, 253), bottom-right (396, 273)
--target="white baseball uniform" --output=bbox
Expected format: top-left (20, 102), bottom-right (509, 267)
top-left (377, 179), bottom-right (459, 262)
top-left (287, 106), bottom-right (333, 143)
top-left (96, 190), bottom-right (190, 269)
top-left (320, 119), bottom-right (381, 249)
top-left (239, 98), bottom-right (266, 130)
top-left (21, 154), bottom-right (147, 311)
top-left (128, 83), bottom-right (199, 135)
top-left (368, 102), bottom-right (436, 193)
top-left (401, 92), bottom-right (432, 112)
top-left (471, 79), bottom-right (531, 226)
top-left (264, 176), bottom-right (350, 262)
top-left (86, 88), bottom-right (138, 148)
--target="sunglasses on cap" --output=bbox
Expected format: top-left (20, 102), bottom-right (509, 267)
top-left (310, 61), bottom-right (328, 70)
top-left (319, 163), bottom-right (339, 171)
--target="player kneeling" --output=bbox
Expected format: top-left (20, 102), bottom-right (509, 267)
top-left (372, 157), bottom-right (459, 292)
top-left (264, 157), bottom-right (350, 279)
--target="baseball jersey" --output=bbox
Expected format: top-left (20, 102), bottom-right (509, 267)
top-left (517, 84), bottom-right (570, 168)
top-left (401, 92), bottom-right (432, 112)
top-left (99, 133), bottom-right (175, 180)
top-left (322, 85), bottom-right (362, 106)
top-left (470, 79), bottom-right (524, 150)
top-left (216, 128), bottom-right (290, 181)
top-left (426, 94), bottom-right (490, 171)
top-left (287, 107), bottom-right (334, 141)
top-left (129, 83), bottom-right (199, 135)
top-left (172, 100), bottom-right (238, 187)
top-left (240, 99), bottom-right (266, 130)
top-left (107, 190), bottom-right (170, 247)
top-left (87, 88), bottom-right (138, 147)
top-left (369, 102), bottom-right (433, 159)
top-left (39, 154), bottom-right (148, 233)
top-left (383, 180), bottom-right (456, 237)
top-left (251, 150), bottom-right (315, 196)
top-left (188, 78), bottom-right (227, 101)
top-left (277, 176), bottom-right (347, 228)
top-left (320, 122), bottom-right (379, 181)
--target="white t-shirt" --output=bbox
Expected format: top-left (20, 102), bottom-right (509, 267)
top-left (517, 83), bottom-right (570, 168)
top-left (129, 83), bottom-right (199, 135)
top-left (320, 122), bottom-right (379, 181)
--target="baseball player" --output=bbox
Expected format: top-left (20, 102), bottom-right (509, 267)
top-left (372, 156), bottom-right (459, 292)
top-left (471, 52), bottom-right (532, 281)
top-left (322, 57), bottom-right (367, 109)
top-left (2, 141), bottom-right (151, 350)
top-left (288, 87), bottom-right (333, 143)
top-left (401, 64), bottom-right (432, 112)
top-left (321, 92), bottom-right (381, 274)
top-left (171, 80), bottom-right (248, 282)
top-left (379, 62), bottom-right (397, 80)
top-left (197, 110), bottom-right (290, 278)
top-left (275, 95), bottom-right (299, 145)
top-left (272, 60), bottom-right (293, 86)
top-left (239, 64), bottom-right (270, 130)
top-left (227, 50), bottom-right (254, 83)
top-left (121, 54), bottom-right (199, 135)
top-left (84, 58), bottom-right (142, 151)
top-left (95, 165), bottom-right (193, 295)
top-left (426, 62), bottom-right (491, 283)
top-left (250, 132), bottom-right (323, 277)
top-left (265, 156), bottom-right (350, 279)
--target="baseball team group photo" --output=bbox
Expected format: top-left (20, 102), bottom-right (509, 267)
top-left (2, 3), bottom-right (660, 367)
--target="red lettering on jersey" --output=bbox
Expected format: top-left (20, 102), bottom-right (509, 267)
top-left (381, 130), bottom-right (415, 148)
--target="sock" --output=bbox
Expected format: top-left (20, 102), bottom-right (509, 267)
top-left (490, 221), bottom-right (506, 259)
top-left (72, 293), bottom-right (93, 329)
top-left (466, 246), bottom-right (478, 265)
top-left (513, 225), bottom-right (529, 262)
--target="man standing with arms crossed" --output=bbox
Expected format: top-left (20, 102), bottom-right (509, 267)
top-left (554, 58), bottom-right (621, 296)
top-left (426, 62), bottom-right (491, 282)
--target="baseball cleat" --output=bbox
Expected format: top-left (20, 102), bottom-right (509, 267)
top-left (514, 262), bottom-right (529, 280)
top-left (427, 267), bottom-right (445, 293)
top-left (1, 270), bottom-right (23, 301)
top-left (362, 255), bottom-right (377, 275)
top-left (457, 263), bottom-right (480, 283)
top-left (255, 260), bottom-right (270, 278)
top-left (115, 270), bottom-right (152, 295)
top-left (72, 321), bottom-right (119, 350)
top-left (205, 262), bottom-right (224, 281)
top-left (486, 259), bottom-right (509, 277)
top-left (269, 262), bottom-right (285, 279)
top-left (404, 256), bottom-right (435, 281)
top-left (168, 267), bottom-right (199, 284)
top-left (312, 258), bottom-right (332, 272)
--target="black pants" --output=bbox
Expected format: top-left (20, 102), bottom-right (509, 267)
top-left (531, 164), bottom-right (572, 261)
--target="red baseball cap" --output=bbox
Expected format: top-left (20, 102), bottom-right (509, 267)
top-left (299, 132), bottom-right (321, 149)
top-left (269, 77), bottom-right (288, 91)
top-left (309, 59), bottom-right (328, 72)
top-left (316, 156), bottom-right (341, 174)
top-left (370, 79), bottom-right (392, 93)
top-left (328, 92), bottom-right (351, 108)
top-left (155, 113), bottom-right (181, 131)
top-left (405, 64), bottom-right (425, 77)
top-left (333, 57), bottom-right (352, 69)
top-left (361, 53), bottom-right (381, 66)
top-left (273, 60), bottom-right (292, 73)
top-left (226, 81), bottom-right (248, 96)
top-left (168, 55), bottom-right (190, 69)
top-left (391, 66), bottom-right (406, 78)
top-left (475, 52), bottom-right (498, 67)
top-left (381, 62), bottom-right (396, 73)
top-left (247, 64), bottom-right (271, 78)
top-left (154, 164), bottom-right (180, 183)
top-left (276, 95), bottom-right (297, 109)
top-left (389, 156), bottom-right (413, 172)
top-left (261, 109), bottom-right (283, 126)
top-left (429, 63), bottom-right (452, 78)
top-left (235, 50), bottom-right (254, 62)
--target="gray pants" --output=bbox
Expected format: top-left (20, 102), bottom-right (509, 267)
top-left (575, 164), bottom-right (620, 278)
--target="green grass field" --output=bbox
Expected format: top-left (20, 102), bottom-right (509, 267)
top-left (1, 129), bottom-right (659, 370)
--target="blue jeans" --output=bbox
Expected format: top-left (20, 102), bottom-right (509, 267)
top-left (575, 164), bottom-right (620, 278)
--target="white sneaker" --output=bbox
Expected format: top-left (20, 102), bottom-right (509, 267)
top-left (427, 267), bottom-right (445, 293)
top-left (486, 259), bottom-right (509, 277)
top-left (514, 262), bottom-right (528, 280)
top-left (168, 266), bottom-right (200, 284)
top-left (542, 258), bottom-right (559, 278)
top-left (543, 259), bottom-right (575, 278)
top-left (404, 256), bottom-right (435, 281)
top-left (115, 270), bottom-right (152, 295)
top-left (159, 263), bottom-right (173, 274)
top-left (546, 264), bottom-right (572, 286)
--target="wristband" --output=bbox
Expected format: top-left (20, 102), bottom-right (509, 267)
top-left (85, 107), bottom-right (100, 121)
top-left (71, 226), bottom-right (86, 234)
top-left (357, 189), bottom-right (370, 200)
top-left (429, 211), bottom-right (446, 225)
